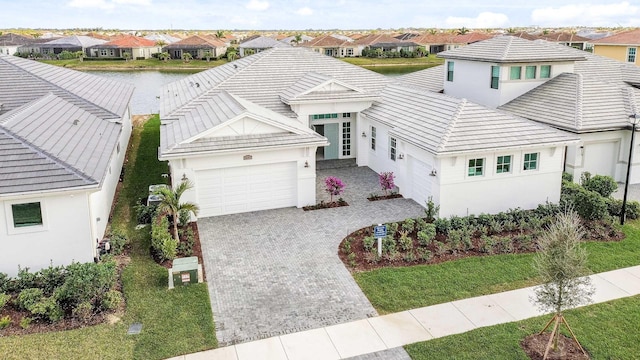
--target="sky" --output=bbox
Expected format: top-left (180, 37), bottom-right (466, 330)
top-left (0, 0), bottom-right (639, 30)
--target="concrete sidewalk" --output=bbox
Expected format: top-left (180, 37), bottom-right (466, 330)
top-left (167, 266), bottom-right (640, 360)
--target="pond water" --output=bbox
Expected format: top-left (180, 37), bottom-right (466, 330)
top-left (88, 65), bottom-right (427, 115)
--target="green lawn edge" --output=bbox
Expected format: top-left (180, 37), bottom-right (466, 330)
top-left (405, 295), bottom-right (640, 359)
top-left (0, 115), bottom-right (217, 360)
top-left (354, 221), bottom-right (640, 314)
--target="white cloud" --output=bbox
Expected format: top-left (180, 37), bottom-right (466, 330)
top-left (246, 0), bottom-right (269, 11)
top-left (445, 12), bottom-right (509, 28)
top-left (68, 0), bottom-right (114, 9)
top-left (113, 0), bottom-right (152, 5)
top-left (531, 2), bottom-right (639, 26)
top-left (296, 7), bottom-right (313, 16)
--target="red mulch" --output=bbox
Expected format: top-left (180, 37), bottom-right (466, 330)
top-left (367, 194), bottom-right (404, 201)
top-left (303, 201), bottom-right (349, 211)
top-left (152, 222), bottom-right (207, 281)
top-left (521, 333), bottom-right (590, 360)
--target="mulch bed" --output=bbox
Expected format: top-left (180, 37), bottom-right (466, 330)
top-left (521, 333), bottom-right (590, 360)
top-left (367, 193), bottom-right (403, 201)
top-left (339, 219), bottom-right (623, 272)
top-left (303, 200), bottom-right (349, 211)
top-left (152, 222), bottom-right (207, 281)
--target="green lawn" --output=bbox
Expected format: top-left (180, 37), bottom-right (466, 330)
top-left (355, 221), bottom-right (640, 314)
top-left (0, 116), bottom-right (217, 359)
top-left (405, 295), bottom-right (640, 359)
top-left (340, 54), bottom-right (443, 66)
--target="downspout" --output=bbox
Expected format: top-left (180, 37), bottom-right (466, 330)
top-left (563, 146), bottom-right (567, 173)
top-left (87, 192), bottom-right (99, 262)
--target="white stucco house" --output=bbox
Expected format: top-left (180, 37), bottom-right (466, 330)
top-left (0, 55), bottom-right (134, 276)
top-left (403, 36), bottom-right (640, 185)
top-left (159, 46), bottom-right (579, 219)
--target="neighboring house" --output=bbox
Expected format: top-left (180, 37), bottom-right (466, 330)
top-left (394, 33), bottom-right (420, 41)
top-left (280, 34), bottom-right (314, 46)
top-left (158, 47), bottom-right (578, 219)
top-left (238, 36), bottom-right (290, 57)
top-left (0, 33), bottom-right (40, 56)
top-left (0, 54), bottom-right (134, 276)
top-left (144, 33), bottom-right (181, 44)
top-left (412, 32), bottom-right (492, 54)
top-left (512, 31), bottom-right (590, 50)
top-left (89, 35), bottom-right (160, 59)
top-left (302, 34), bottom-right (355, 57)
top-left (414, 36), bottom-right (640, 185)
top-left (163, 35), bottom-right (227, 60)
top-left (592, 29), bottom-right (640, 66)
top-left (354, 34), bottom-right (412, 56)
top-left (31, 35), bottom-right (106, 56)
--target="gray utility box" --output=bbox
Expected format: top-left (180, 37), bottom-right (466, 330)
top-left (168, 256), bottom-right (203, 289)
top-left (147, 184), bottom-right (169, 206)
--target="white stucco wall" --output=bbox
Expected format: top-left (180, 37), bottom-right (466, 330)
top-left (443, 59), bottom-right (575, 108)
top-left (565, 130), bottom-right (640, 184)
top-left (0, 191), bottom-right (94, 276)
top-left (167, 146), bottom-right (317, 216)
top-left (437, 146), bottom-right (565, 217)
top-left (89, 111), bottom-right (132, 245)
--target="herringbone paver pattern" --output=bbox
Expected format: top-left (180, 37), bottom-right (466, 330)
top-left (198, 166), bottom-right (424, 351)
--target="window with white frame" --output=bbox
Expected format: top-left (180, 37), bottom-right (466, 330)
top-left (496, 155), bottom-right (512, 173)
top-left (525, 66), bottom-right (536, 79)
top-left (509, 66), bottom-right (522, 80)
top-left (540, 65), bottom-right (551, 78)
top-left (628, 47), bottom-right (637, 63)
top-left (447, 61), bottom-right (454, 82)
top-left (389, 137), bottom-right (397, 161)
top-left (490, 66), bottom-right (500, 89)
top-left (371, 126), bottom-right (376, 151)
top-left (468, 158), bottom-right (484, 176)
top-left (523, 152), bottom-right (539, 170)
top-left (342, 122), bottom-right (351, 156)
top-left (11, 202), bottom-right (43, 228)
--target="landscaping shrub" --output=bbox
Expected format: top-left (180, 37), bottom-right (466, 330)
top-left (449, 215), bottom-right (467, 231)
top-left (324, 176), bottom-right (345, 202)
top-left (382, 235), bottom-right (397, 254)
top-left (573, 189), bottom-right (608, 221)
top-left (581, 173), bottom-right (618, 197)
top-left (151, 216), bottom-right (178, 262)
top-left (0, 273), bottom-right (9, 293)
top-left (135, 202), bottom-right (157, 224)
top-left (387, 222), bottom-right (399, 238)
top-left (38, 265), bottom-right (67, 296)
top-left (178, 209), bottom-right (191, 227)
top-left (0, 316), bottom-right (10, 329)
top-left (606, 198), bottom-right (640, 220)
top-left (17, 288), bottom-right (44, 311)
top-left (72, 301), bottom-right (94, 323)
top-left (417, 224), bottom-right (436, 246)
top-left (402, 218), bottom-right (415, 233)
top-left (379, 171), bottom-right (395, 196)
top-left (434, 218), bottom-right (450, 235)
top-left (415, 217), bottom-right (429, 232)
top-left (0, 292), bottom-right (10, 310)
top-left (54, 261), bottom-right (117, 311)
top-left (109, 227), bottom-right (128, 255)
top-left (398, 232), bottom-right (413, 251)
top-left (14, 267), bottom-right (39, 292)
top-left (178, 226), bottom-right (195, 256)
top-left (363, 236), bottom-right (376, 252)
top-left (425, 196), bottom-right (440, 222)
top-left (30, 296), bottom-right (63, 322)
top-left (101, 290), bottom-right (123, 311)
top-left (19, 316), bottom-right (32, 329)
top-left (562, 172), bottom-right (574, 182)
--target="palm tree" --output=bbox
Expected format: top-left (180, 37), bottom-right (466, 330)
top-left (158, 51), bottom-right (170, 62)
top-left (74, 51), bottom-right (85, 62)
top-left (155, 180), bottom-right (199, 242)
top-left (227, 50), bottom-right (237, 61)
top-left (203, 50), bottom-right (212, 62)
top-left (457, 27), bottom-right (469, 35)
top-left (155, 40), bottom-right (167, 53)
top-left (215, 30), bottom-right (225, 39)
top-left (293, 33), bottom-right (302, 46)
top-left (122, 52), bottom-right (131, 61)
top-left (182, 52), bottom-right (193, 63)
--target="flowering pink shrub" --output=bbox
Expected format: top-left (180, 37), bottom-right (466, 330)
top-left (325, 176), bottom-right (345, 202)
top-left (379, 172), bottom-right (395, 196)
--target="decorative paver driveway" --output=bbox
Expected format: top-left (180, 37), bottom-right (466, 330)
top-left (198, 165), bottom-right (425, 348)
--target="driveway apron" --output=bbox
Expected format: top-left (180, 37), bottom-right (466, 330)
top-left (198, 166), bottom-right (425, 347)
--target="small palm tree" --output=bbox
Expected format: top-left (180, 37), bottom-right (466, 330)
top-left (293, 34), bottom-right (302, 45)
top-left (215, 30), bottom-right (225, 39)
top-left (182, 52), bottom-right (193, 63)
top-left (158, 51), bottom-right (170, 62)
top-left (227, 50), bottom-right (237, 61)
top-left (155, 180), bottom-right (199, 242)
top-left (457, 27), bottom-right (469, 35)
top-left (203, 50), bottom-right (212, 62)
top-left (122, 52), bottom-right (131, 61)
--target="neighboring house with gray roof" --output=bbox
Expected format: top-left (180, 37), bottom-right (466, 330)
top-left (159, 47), bottom-right (578, 218)
top-left (0, 33), bottom-right (41, 56)
top-left (238, 36), bottom-right (290, 57)
top-left (31, 35), bottom-right (106, 57)
top-left (0, 54), bottom-right (134, 276)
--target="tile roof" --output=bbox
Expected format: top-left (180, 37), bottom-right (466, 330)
top-left (163, 35), bottom-right (226, 49)
top-left (513, 31), bottom-right (590, 43)
top-left (591, 29), bottom-right (640, 45)
top-left (438, 35), bottom-right (586, 63)
top-left (411, 32), bottom-right (493, 46)
top-left (40, 35), bottom-right (106, 48)
top-left (395, 65), bottom-right (445, 93)
top-left (302, 35), bottom-right (350, 48)
top-left (354, 34), bottom-right (404, 46)
top-left (499, 73), bottom-right (640, 132)
top-left (364, 84), bottom-right (578, 155)
top-left (0, 54), bottom-right (133, 194)
top-left (0, 33), bottom-right (39, 46)
top-left (144, 33), bottom-right (181, 44)
top-left (92, 34), bottom-right (156, 48)
top-left (279, 72), bottom-right (377, 104)
top-left (239, 36), bottom-right (290, 49)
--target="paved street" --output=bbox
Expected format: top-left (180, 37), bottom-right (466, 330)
top-left (198, 165), bottom-right (425, 348)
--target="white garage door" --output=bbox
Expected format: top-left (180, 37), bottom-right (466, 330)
top-left (196, 162), bottom-right (297, 217)
top-left (583, 141), bottom-right (617, 178)
top-left (410, 156), bottom-right (433, 207)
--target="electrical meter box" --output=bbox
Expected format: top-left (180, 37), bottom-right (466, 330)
top-left (169, 256), bottom-right (200, 289)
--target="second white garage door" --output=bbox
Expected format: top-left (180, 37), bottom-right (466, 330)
top-left (196, 162), bottom-right (297, 217)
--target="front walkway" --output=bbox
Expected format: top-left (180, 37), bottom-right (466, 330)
top-left (197, 165), bottom-right (425, 348)
top-left (168, 265), bottom-right (640, 360)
